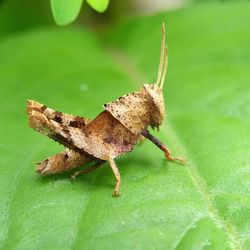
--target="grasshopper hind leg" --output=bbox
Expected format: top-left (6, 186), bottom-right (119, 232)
top-left (37, 148), bottom-right (92, 175)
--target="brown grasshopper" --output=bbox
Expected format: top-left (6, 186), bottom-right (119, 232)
top-left (27, 23), bottom-right (185, 197)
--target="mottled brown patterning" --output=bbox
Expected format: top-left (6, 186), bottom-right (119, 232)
top-left (27, 23), bottom-right (185, 197)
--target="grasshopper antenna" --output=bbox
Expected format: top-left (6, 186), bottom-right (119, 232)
top-left (156, 22), bottom-right (166, 86)
top-left (160, 47), bottom-right (168, 89)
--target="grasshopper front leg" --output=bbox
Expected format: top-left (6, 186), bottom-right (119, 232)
top-left (141, 129), bottom-right (185, 165)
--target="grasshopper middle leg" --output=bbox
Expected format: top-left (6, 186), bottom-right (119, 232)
top-left (108, 157), bottom-right (121, 197)
top-left (71, 160), bottom-right (105, 179)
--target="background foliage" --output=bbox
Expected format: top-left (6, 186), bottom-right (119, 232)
top-left (0, 1), bottom-right (250, 249)
top-left (50, 0), bottom-right (110, 25)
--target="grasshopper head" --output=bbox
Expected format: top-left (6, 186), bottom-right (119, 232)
top-left (143, 84), bottom-right (165, 129)
top-left (143, 22), bottom-right (168, 130)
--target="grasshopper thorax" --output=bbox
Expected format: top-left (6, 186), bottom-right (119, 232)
top-left (104, 83), bottom-right (165, 135)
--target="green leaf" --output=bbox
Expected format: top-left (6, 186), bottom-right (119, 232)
top-left (50, 0), bottom-right (82, 25)
top-left (1, 2), bottom-right (250, 249)
top-left (86, 0), bottom-right (109, 12)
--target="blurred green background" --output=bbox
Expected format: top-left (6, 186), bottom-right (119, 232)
top-left (0, 0), bottom-right (250, 249)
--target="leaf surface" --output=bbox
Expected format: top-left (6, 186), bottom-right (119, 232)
top-left (0, 2), bottom-right (250, 250)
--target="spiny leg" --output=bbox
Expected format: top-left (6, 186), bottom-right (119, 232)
top-left (108, 157), bottom-right (121, 197)
top-left (71, 160), bottom-right (105, 179)
top-left (141, 129), bottom-right (186, 165)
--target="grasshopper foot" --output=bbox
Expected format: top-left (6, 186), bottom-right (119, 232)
top-left (164, 153), bottom-right (186, 165)
top-left (70, 171), bottom-right (80, 180)
top-left (112, 189), bottom-right (121, 198)
top-left (108, 157), bottom-right (121, 198)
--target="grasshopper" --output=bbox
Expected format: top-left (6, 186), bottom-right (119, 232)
top-left (27, 23), bottom-right (185, 197)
